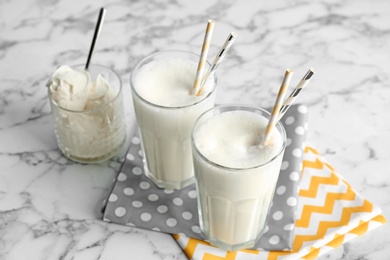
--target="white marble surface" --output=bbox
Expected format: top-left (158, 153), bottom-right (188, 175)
top-left (1, 0), bottom-right (389, 259)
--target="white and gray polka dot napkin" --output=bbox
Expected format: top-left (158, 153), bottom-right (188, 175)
top-left (102, 104), bottom-right (308, 251)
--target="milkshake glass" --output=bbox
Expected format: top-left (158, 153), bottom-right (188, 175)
top-left (130, 50), bottom-right (217, 190)
top-left (191, 105), bottom-right (286, 251)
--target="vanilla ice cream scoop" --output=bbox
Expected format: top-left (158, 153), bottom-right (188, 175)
top-left (47, 65), bottom-right (119, 111)
top-left (85, 74), bottom-right (116, 110)
top-left (47, 65), bottom-right (90, 111)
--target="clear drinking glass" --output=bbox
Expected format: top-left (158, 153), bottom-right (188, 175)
top-left (48, 64), bottom-right (126, 163)
top-left (130, 50), bottom-right (217, 190)
top-left (191, 105), bottom-right (287, 251)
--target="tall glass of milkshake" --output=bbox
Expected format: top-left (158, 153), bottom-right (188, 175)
top-left (191, 105), bottom-right (286, 251)
top-left (130, 50), bottom-right (217, 190)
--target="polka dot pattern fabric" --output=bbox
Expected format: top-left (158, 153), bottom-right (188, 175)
top-left (102, 104), bottom-right (308, 251)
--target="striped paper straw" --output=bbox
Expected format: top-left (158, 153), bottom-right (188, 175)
top-left (192, 20), bottom-right (215, 96)
top-left (260, 69), bottom-right (294, 147)
top-left (278, 68), bottom-right (315, 120)
top-left (197, 32), bottom-right (237, 95)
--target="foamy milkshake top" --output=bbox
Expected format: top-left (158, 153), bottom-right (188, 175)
top-left (133, 57), bottom-right (215, 107)
top-left (47, 65), bottom-right (116, 111)
top-left (194, 110), bottom-right (284, 169)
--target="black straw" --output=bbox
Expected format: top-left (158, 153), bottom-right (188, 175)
top-left (85, 7), bottom-right (106, 70)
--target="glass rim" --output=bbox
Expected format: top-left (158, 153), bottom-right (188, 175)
top-left (47, 64), bottom-right (123, 113)
top-left (191, 104), bottom-right (287, 171)
top-left (129, 50), bottom-right (218, 110)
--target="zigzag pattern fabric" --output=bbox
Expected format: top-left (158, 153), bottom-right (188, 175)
top-left (174, 146), bottom-right (386, 260)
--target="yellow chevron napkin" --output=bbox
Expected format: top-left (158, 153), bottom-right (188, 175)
top-left (173, 146), bottom-right (386, 260)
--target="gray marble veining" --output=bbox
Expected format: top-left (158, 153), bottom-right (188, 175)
top-left (1, 0), bottom-right (390, 259)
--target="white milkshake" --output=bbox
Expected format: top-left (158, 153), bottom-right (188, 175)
top-left (191, 105), bottom-right (286, 251)
top-left (130, 51), bottom-right (216, 190)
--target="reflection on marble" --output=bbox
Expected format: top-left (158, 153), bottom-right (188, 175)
top-left (0, 0), bottom-right (390, 259)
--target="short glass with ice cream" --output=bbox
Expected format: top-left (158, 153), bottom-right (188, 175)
top-left (47, 64), bottom-right (126, 163)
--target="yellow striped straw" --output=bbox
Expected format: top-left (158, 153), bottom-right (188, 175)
top-left (260, 69), bottom-right (294, 147)
top-left (197, 32), bottom-right (237, 95)
top-left (192, 20), bottom-right (215, 96)
top-left (278, 68), bottom-right (315, 120)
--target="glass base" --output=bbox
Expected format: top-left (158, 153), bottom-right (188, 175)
top-left (59, 140), bottom-right (125, 164)
top-left (143, 160), bottom-right (195, 190)
top-left (208, 237), bottom-right (256, 252)
top-left (200, 220), bottom-right (267, 251)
